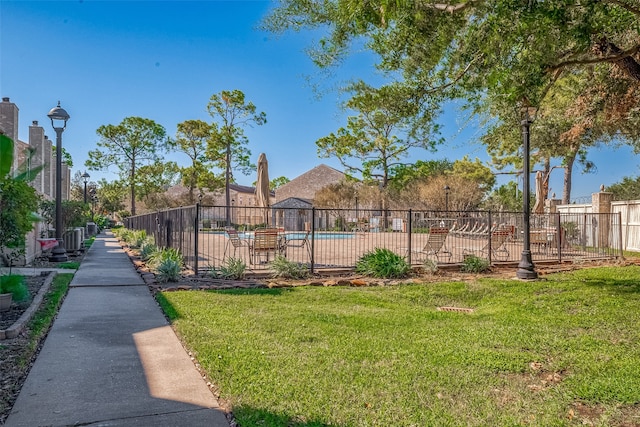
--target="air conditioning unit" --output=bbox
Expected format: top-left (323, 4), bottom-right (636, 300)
top-left (63, 228), bottom-right (83, 252)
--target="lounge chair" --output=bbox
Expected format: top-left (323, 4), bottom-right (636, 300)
top-left (465, 226), bottom-right (513, 261)
top-left (224, 227), bottom-right (249, 259)
top-left (406, 227), bottom-right (452, 261)
top-left (283, 230), bottom-right (311, 260)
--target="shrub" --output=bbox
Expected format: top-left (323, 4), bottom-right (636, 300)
top-left (356, 248), bottom-right (410, 279)
top-left (0, 274), bottom-right (29, 302)
top-left (150, 247), bottom-right (183, 282)
top-left (140, 239), bottom-right (158, 261)
top-left (209, 258), bottom-right (247, 280)
top-left (129, 230), bottom-right (147, 249)
top-left (149, 247), bottom-right (182, 269)
top-left (422, 258), bottom-right (438, 274)
top-left (155, 259), bottom-right (181, 283)
top-left (270, 255), bottom-right (310, 279)
top-left (461, 255), bottom-right (490, 273)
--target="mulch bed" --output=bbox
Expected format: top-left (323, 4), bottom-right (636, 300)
top-left (0, 250), bottom-right (84, 424)
top-left (0, 274), bottom-right (49, 331)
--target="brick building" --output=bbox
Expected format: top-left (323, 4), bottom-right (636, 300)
top-left (0, 97), bottom-right (71, 264)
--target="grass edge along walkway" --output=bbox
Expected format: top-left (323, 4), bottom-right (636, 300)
top-left (0, 273), bottom-right (72, 422)
top-left (157, 266), bottom-right (640, 427)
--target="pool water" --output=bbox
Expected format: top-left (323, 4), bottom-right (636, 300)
top-left (238, 232), bottom-right (354, 240)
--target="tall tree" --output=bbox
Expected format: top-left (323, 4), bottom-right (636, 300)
top-left (135, 160), bottom-right (180, 211)
top-left (169, 119), bottom-right (221, 204)
top-left (96, 179), bottom-right (126, 217)
top-left (206, 90), bottom-right (266, 224)
top-left (87, 117), bottom-right (167, 215)
top-left (314, 181), bottom-right (358, 230)
top-left (266, 1), bottom-right (640, 195)
top-left (316, 82), bottom-right (441, 214)
top-left (267, 1), bottom-right (640, 100)
top-left (608, 175), bottom-right (640, 201)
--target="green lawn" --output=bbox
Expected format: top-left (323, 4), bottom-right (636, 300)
top-left (157, 266), bottom-right (640, 426)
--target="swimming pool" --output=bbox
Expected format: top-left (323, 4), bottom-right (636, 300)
top-left (238, 232), bottom-right (355, 240)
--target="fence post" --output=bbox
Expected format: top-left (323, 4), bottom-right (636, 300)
top-left (155, 214), bottom-right (161, 247)
top-left (179, 208), bottom-right (184, 254)
top-left (487, 210), bottom-right (492, 264)
top-left (556, 213), bottom-right (562, 263)
top-left (194, 203), bottom-right (200, 273)
top-left (166, 217), bottom-right (172, 248)
top-left (407, 209), bottom-right (412, 265)
top-left (310, 207), bottom-right (315, 274)
top-left (618, 211), bottom-right (623, 258)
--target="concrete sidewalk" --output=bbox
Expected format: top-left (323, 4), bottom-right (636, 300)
top-left (6, 232), bottom-right (229, 427)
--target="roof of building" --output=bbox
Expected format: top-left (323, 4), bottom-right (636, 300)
top-left (275, 164), bottom-right (347, 203)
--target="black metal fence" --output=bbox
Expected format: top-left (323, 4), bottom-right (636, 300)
top-left (124, 205), bottom-right (623, 274)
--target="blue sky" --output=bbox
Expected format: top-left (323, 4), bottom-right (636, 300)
top-left (1, 0), bottom-right (637, 202)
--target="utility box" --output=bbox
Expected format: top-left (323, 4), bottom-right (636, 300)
top-left (63, 228), bottom-right (83, 252)
top-left (86, 222), bottom-right (97, 236)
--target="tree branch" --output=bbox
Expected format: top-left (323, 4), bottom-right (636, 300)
top-left (427, 1), bottom-right (479, 13)
top-left (601, 0), bottom-right (640, 16)
top-left (547, 43), bottom-right (640, 73)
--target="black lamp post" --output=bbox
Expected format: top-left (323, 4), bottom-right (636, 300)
top-left (516, 101), bottom-right (538, 280)
top-left (444, 185), bottom-right (450, 212)
top-left (89, 185), bottom-right (96, 221)
top-left (48, 102), bottom-right (70, 262)
top-left (81, 171), bottom-right (90, 203)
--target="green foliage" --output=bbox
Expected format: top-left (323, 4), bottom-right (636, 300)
top-left (209, 257), bottom-right (247, 280)
top-left (129, 230), bottom-right (147, 249)
top-left (265, 0), bottom-right (640, 205)
top-left (482, 181), bottom-right (523, 212)
top-left (39, 200), bottom-right (88, 233)
top-left (461, 255), bottom-right (491, 273)
top-left (316, 82), bottom-right (440, 193)
top-left (149, 247), bottom-right (182, 269)
top-left (269, 176), bottom-right (290, 189)
top-left (95, 179), bottom-right (126, 214)
top-left (155, 259), bottom-right (182, 283)
top-left (170, 119), bottom-right (222, 204)
top-left (451, 156), bottom-right (495, 193)
top-left (355, 247), bottom-right (410, 279)
top-left (0, 274), bottom-right (29, 302)
top-left (270, 255), bottom-right (309, 279)
top-left (139, 239), bottom-right (158, 261)
top-left (608, 176), bottom-right (640, 201)
top-left (206, 90), bottom-right (267, 207)
top-left (149, 247), bottom-right (183, 283)
top-left (93, 214), bottom-right (109, 229)
top-left (135, 160), bottom-right (181, 210)
top-left (422, 258), bottom-right (438, 275)
top-left (389, 159), bottom-right (453, 192)
top-left (87, 117), bottom-right (168, 215)
top-left (57, 261), bottom-right (80, 270)
top-left (0, 134), bottom-right (41, 256)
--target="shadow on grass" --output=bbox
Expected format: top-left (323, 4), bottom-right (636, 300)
top-left (155, 287), bottom-right (291, 321)
top-left (233, 406), bottom-right (338, 427)
top-left (582, 277), bottom-right (640, 293)
top-left (207, 287), bottom-right (293, 297)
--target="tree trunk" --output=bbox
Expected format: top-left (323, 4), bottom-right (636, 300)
top-left (225, 144), bottom-right (231, 226)
top-left (598, 39), bottom-right (640, 81)
top-left (562, 152), bottom-right (576, 204)
top-left (130, 156), bottom-right (136, 216)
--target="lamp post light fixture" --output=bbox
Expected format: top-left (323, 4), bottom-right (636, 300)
top-left (48, 101), bottom-right (70, 262)
top-left (444, 185), bottom-right (450, 212)
top-left (81, 171), bottom-right (90, 203)
top-left (516, 101), bottom-right (538, 280)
